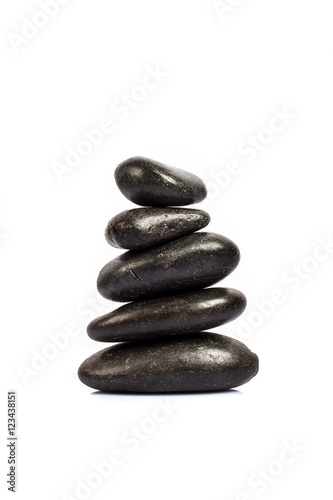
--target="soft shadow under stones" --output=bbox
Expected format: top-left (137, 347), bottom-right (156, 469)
top-left (90, 389), bottom-right (244, 399)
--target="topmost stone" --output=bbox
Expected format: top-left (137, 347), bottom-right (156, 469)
top-left (114, 157), bottom-right (207, 207)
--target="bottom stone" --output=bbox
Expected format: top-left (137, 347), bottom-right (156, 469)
top-left (78, 332), bottom-right (259, 393)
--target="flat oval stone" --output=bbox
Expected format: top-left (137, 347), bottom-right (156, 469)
top-left (105, 207), bottom-right (210, 250)
top-left (97, 232), bottom-right (240, 302)
top-left (114, 157), bottom-right (207, 206)
top-left (78, 332), bottom-right (259, 392)
top-left (88, 288), bottom-right (246, 342)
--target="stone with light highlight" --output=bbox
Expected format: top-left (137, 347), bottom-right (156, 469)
top-left (114, 157), bottom-right (207, 207)
top-left (105, 207), bottom-right (210, 250)
top-left (97, 232), bottom-right (240, 302)
top-left (88, 287), bottom-right (246, 342)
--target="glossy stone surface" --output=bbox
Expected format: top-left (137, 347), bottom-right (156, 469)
top-left (78, 332), bottom-right (259, 392)
top-left (105, 207), bottom-right (210, 250)
top-left (114, 157), bottom-right (207, 207)
top-left (88, 287), bottom-right (246, 342)
top-left (97, 232), bottom-right (240, 302)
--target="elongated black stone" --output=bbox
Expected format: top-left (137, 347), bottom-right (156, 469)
top-left (114, 157), bottom-right (207, 206)
top-left (105, 207), bottom-right (210, 250)
top-left (97, 232), bottom-right (240, 302)
top-left (78, 332), bottom-right (259, 393)
top-left (88, 288), bottom-right (246, 342)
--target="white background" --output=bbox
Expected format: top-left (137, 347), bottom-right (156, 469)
top-left (1, 1), bottom-right (333, 499)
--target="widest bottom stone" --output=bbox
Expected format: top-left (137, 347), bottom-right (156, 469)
top-left (78, 332), bottom-right (259, 393)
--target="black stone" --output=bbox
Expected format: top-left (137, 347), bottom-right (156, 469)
top-left (88, 287), bottom-right (246, 342)
top-left (97, 232), bottom-right (240, 302)
top-left (114, 157), bottom-right (207, 207)
top-left (78, 332), bottom-right (259, 393)
top-left (105, 207), bottom-right (210, 250)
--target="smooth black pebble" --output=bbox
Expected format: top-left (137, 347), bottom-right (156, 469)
top-left (88, 287), bottom-right (246, 342)
top-left (78, 332), bottom-right (259, 393)
top-left (114, 157), bottom-right (207, 207)
top-left (97, 232), bottom-right (240, 302)
top-left (105, 207), bottom-right (210, 250)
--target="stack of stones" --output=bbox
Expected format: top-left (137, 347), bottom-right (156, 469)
top-left (78, 157), bottom-right (259, 393)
